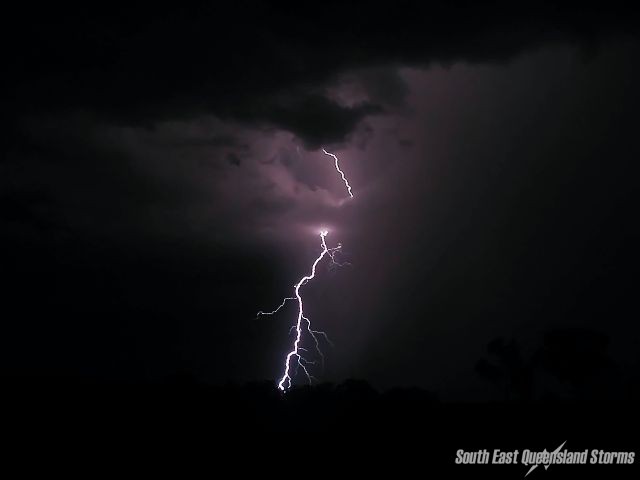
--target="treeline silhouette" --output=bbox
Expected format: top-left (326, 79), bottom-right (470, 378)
top-left (2, 333), bottom-right (638, 480)
top-left (2, 327), bottom-right (638, 437)
top-left (476, 327), bottom-right (637, 402)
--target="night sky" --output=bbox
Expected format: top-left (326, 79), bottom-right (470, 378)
top-left (2, 2), bottom-right (639, 402)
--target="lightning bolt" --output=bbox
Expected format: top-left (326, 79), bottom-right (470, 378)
top-left (256, 297), bottom-right (295, 319)
top-left (258, 147), bottom-right (354, 391)
top-left (322, 148), bottom-right (353, 198)
top-left (259, 230), bottom-right (342, 391)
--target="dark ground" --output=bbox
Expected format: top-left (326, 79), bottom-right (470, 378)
top-left (2, 378), bottom-right (638, 478)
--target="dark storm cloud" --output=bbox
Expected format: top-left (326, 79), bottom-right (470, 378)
top-left (162, 134), bottom-right (244, 150)
top-left (3, 2), bottom-right (638, 147)
top-left (354, 68), bottom-right (412, 110)
top-left (251, 93), bottom-right (382, 150)
top-left (226, 153), bottom-right (241, 167)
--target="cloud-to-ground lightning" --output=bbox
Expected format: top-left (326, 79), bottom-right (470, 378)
top-left (322, 148), bottom-right (353, 198)
top-left (258, 230), bottom-right (343, 390)
top-left (258, 147), bottom-right (354, 391)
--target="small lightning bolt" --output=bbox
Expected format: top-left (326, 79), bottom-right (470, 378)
top-left (524, 441), bottom-right (567, 477)
top-left (322, 148), bottom-right (353, 198)
top-left (259, 230), bottom-right (343, 391)
top-left (256, 297), bottom-right (295, 319)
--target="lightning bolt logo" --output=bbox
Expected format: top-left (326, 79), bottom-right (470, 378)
top-left (524, 441), bottom-right (567, 477)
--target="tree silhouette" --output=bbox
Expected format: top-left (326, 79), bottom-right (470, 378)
top-left (476, 328), bottom-right (615, 401)
top-left (475, 337), bottom-right (532, 401)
